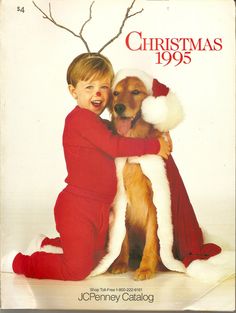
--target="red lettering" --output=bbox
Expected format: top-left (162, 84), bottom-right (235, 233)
top-left (202, 38), bottom-right (214, 51)
top-left (213, 38), bottom-right (223, 51)
top-left (155, 38), bottom-right (165, 51)
top-left (169, 38), bottom-right (179, 51)
top-left (125, 31), bottom-right (142, 51)
top-left (143, 38), bottom-right (157, 51)
top-left (188, 38), bottom-right (202, 51)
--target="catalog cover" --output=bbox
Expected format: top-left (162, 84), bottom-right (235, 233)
top-left (0, 0), bottom-right (235, 311)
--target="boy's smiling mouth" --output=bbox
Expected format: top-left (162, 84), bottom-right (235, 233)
top-left (91, 99), bottom-right (103, 108)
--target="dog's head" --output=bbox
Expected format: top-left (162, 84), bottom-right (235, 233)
top-left (109, 76), bottom-right (153, 137)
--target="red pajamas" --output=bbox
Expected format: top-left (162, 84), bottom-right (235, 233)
top-left (13, 106), bottom-right (160, 280)
top-left (14, 186), bottom-right (112, 280)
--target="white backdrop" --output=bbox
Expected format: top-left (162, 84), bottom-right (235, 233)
top-left (1, 0), bottom-right (235, 255)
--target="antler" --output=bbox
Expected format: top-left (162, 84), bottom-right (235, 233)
top-left (32, 0), bottom-right (143, 53)
top-left (98, 0), bottom-right (143, 53)
top-left (32, 1), bottom-right (94, 52)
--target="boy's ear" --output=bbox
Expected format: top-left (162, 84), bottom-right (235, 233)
top-left (68, 84), bottom-right (77, 99)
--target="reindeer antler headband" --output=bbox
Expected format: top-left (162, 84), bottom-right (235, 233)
top-left (32, 0), bottom-right (143, 53)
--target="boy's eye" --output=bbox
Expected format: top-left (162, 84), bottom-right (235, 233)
top-left (113, 91), bottom-right (119, 96)
top-left (101, 85), bottom-right (109, 89)
top-left (86, 85), bottom-right (93, 90)
top-left (131, 90), bottom-right (140, 95)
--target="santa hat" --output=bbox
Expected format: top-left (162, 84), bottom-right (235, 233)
top-left (112, 69), bottom-right (184, 131)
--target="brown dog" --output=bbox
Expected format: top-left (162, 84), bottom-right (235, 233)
top-left (108, 76), bottom-right (171, 280)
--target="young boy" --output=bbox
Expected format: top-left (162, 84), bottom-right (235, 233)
top-left (5, 53), bottom-right (170, 280)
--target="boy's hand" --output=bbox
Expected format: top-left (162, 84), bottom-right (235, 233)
top-left (158, 135), bottom-right (171, 159)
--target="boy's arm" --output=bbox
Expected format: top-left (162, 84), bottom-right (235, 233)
top-left (74, 108), bottom-right (161, 158)
top-left (101, 118), bottom-right (173, 153)
top-left (101, 118), bottom-right (115, 134)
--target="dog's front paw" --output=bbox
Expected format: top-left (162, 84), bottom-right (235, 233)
top-left (109, 262), bottom-right (128, 274)
top-left (134, 267), bottom-right (155, 280)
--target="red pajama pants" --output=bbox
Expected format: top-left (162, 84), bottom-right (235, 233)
top-left (13, 186), bottom-right (113, 280)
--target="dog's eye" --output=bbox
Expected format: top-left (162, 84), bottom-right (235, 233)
top-left (113, 91), bottom-right (119, 96)
top-left (131, 90), bottom-right (140, 95)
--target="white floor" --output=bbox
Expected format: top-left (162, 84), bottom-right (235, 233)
top-left (1, 270), bottom-right (235, 311)
top-left (1, 198), bottom-right (235, 311)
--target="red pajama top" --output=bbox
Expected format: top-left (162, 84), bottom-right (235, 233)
top-left (63, 106), bottom-right (160, 201)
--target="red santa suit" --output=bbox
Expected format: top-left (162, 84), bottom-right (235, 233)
top-left (12, 106), bottom-right (160, 280)
top-left (89, 69), bottom-right (234, 283)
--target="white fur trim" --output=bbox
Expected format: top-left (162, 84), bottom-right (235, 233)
top-left (129, 155), bottom-right (186, 273)
top-left (40, 246), bottom-right (63, 254)
top-left (141, 91), bottom-right (184, 132)
top-left (91, 154), bottom-right (185, 276)
top-left (187, 250), bottom-right (235, 283)
top-left (89, 158), bottom-right (128, 277)
top-left (23, 234), bottom-right (47, 255)
top-left (112, 68), bottom-right (153, 94)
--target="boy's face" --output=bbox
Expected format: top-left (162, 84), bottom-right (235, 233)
top-left (68, 78), bottom-right (111, 115)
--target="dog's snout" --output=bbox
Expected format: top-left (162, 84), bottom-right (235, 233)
top-left (114, 103), bottom-right (126, 115)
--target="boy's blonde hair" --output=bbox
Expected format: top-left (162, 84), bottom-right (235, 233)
top-left (67, 53), bottom-right (114, 87)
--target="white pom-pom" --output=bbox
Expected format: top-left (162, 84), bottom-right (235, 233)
top-left (141, 92), bottom-right (184, 131)
top-left (142, 96), bottom-right (168, 125)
